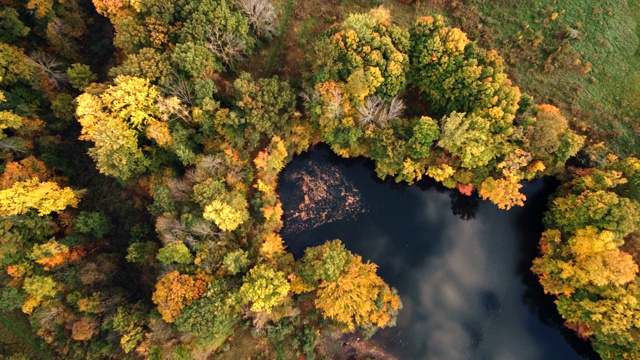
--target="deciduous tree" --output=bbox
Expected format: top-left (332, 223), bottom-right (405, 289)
top-left (152, 270), bottom-right (208, 323)
top-left (239, 264), bottom-right (289, 313)
top-left (0, 178), bottom-right (79, 216)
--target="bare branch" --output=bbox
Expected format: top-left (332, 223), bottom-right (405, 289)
top-left (163, 73), bottom-right (194, 106)
top-left (27, 51), bottom-right (68, 89)
top-left (205, 26), bottom-right (248, 69)
top-left (0, 137), bottom-right (29, 154)
top-left (357, 96), bottom-right (384, 129)
top-left (167, 178), bottom-right (192, 202)
top-left (357, 96), bottom-right (405, 129)
top-left (196, 155), bottom-right (225, 178)
top-left (237, 0), bottom-right (278, 39)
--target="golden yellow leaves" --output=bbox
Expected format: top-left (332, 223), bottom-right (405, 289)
top-left (0, 178), bottom-right (79, 217)
top-left (479, 175), bottom-right (525, 210)
top-left (314, 255), bottom-right (401, 331)
top-left (203, 199), bottom-right (246, 232)
top-left (260, 233), bottom-right (286, 259)
top-left (239, 264), bottom-right (290, 314)
top-left (22, 275), bottom-right (58, 314)
top-left (91, 0), bottom-right (132, 18)
top-left (426, 163), bottom-right (455, 183)
top-left (568, 227), bottom-right (638, 288)
top-left (100, 76), bottom-right (158, 129)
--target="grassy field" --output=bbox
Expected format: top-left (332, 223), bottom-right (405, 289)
top-left (261, 0), bottom-right (638, 156)
top-left (0, 311), bottom-right (51, 359)
top-left (468, 0), bottom-right (640, 155)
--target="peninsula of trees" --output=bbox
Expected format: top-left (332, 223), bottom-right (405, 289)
top-left (0, 0), bottom-right (638, 358)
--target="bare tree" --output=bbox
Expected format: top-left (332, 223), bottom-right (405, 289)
top-left (237, 0), bottom-right (278, 39)
top-left (163, 73), bottom-right (194, 106)
top-left (205, 26), bottom-right (248, 69)
top-left (27, 51), bottom-right (68, 88)
top-left (300, 88), bottom-right (320, 104)
top-left (196, 155), bottom-right (225, 178)
top-left (155, 214), bottom-right (185, 245)
top-left (378, 96), bottom-right (405, 127)
top-left (357, 96), bottom-right (405, 129)
top-left (156, 95), bottom-right (192, 123)
top-left (167, 178), bottom-right (192, 202)
top-left (357, 96), bottom-right (384, 129)
top-left (326, 87), bottom-right (345, 119)
top-left (0, 137), bottom-right (28, 155)
top-left (190, 219), bottom-right (221, 239)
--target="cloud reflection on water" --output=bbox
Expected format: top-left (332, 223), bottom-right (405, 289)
top-left (384, 192), bottom-right (541, 360)
top-left (279, 147), bottom-right (585, 360)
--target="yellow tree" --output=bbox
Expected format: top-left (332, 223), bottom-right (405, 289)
top-left (76, 76), bottom-right (160, 180)
top-left (315, 255), bottom-right (402, 331)
top-left (239, 264), bottom-right (290, 314)
top-left (0, 178), bottom-right (79, 216)
top-left (203, 198), bottom-right (249, 232)
top-left (478, 174), bottom-right (526, 210)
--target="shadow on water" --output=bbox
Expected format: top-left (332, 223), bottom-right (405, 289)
top-left (514, 179), bottom-right (600, 359)
top-left (278, 145), bottom-right (596, 359)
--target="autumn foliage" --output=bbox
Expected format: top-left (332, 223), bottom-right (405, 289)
top-left (152, 271), bottom-right (209, 323)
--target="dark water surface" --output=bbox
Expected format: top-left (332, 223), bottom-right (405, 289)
top-left (279, 145), bottom-right (598, 360)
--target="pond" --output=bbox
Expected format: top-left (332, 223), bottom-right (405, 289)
top-left (278, 145), bottom-right (598, 360)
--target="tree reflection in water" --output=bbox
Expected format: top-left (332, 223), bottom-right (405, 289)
top-left (279, 145), bottom-right (596, 359)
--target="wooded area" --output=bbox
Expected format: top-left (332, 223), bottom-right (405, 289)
top-left (0, 0), bottom-right (638, 358)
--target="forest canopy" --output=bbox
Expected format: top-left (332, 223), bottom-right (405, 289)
top-left (0, 0), bottom-right (637, 359)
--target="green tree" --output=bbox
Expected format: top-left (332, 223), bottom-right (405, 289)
top-left (112, 15), bottom-right (150, 54)
top-left (126, 241), bottom-right (159, 264)
top-left (66, 63), bottom-right (97, 91)
top-left (75, 212), bottom-right (111, 238)
top-left (234, 73), bottom-right (296, 139)
top-left (223, 249), bottom-right (250, 275)
top-left (407, 116), bottom-right (439, 159)
top-left (157, 242), bottom-right (193, 265)
top-left (309, 7), bottom-right (409, 99)
top-left (0, 8), bottom-right (30, 44)
top-left (0, 286), bottom-right (26, 312)
top-left (437, 111), bottom-right (498, 169)
top-left (174, 280), bottom-right (238, 346)
top-left (109, 48), bottom-right (171, 84)
top-left (22, 275), bottom-right (58, 314)
top-left (408, 15), bottom-right (520, 120)
top-left (178, 0), bottom-right (255, 69)
top-left (171, 42), bottom-right (222, 80)
top-left (239, 264), bottom-right (289, 313)
top-left (112, 304), bottom-right (147, 354)
top-left (300, 239), bottom-right (353, 286)
top-left (0, 42), bottom-right (36, 85)
top-left (545, 190), bottom-right (639, 238)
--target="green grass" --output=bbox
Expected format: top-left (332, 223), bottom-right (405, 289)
top-left (469, 0), bottom-right (640, 155)
top-left (264, 0), bottom-right (295, 74)
top-left (0, 312), bottom-right (51, 359)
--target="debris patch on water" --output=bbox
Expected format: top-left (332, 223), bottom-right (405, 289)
top-left (281, 160), bottom-right (367, 234)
